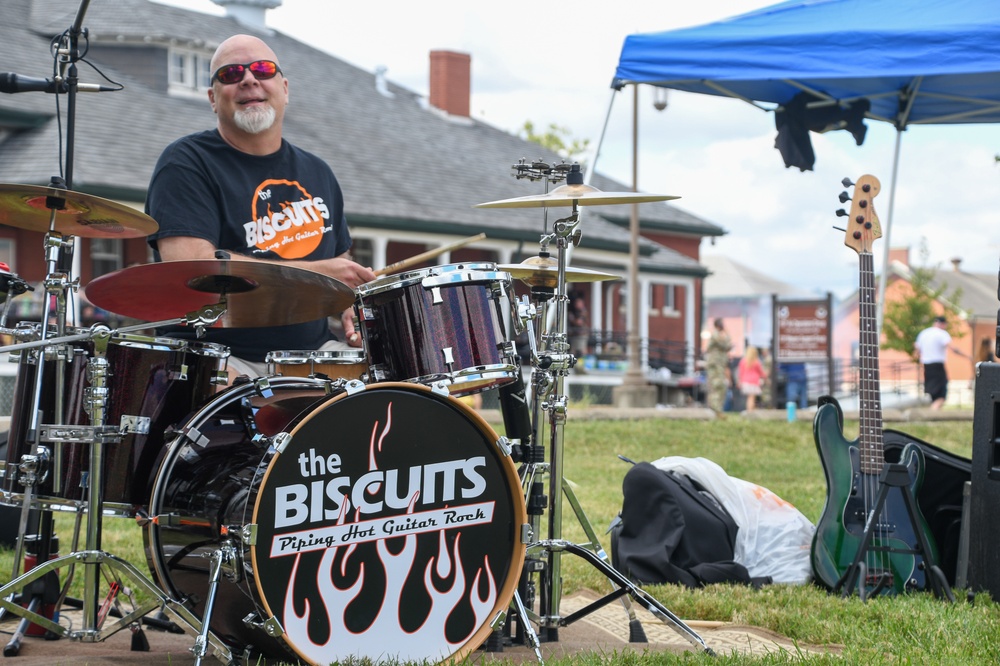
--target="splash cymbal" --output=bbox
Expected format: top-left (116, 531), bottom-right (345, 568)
top-left (84, 260), bottom-right (355, 327)
top-left (476, 183), bottom-right (679, 208)
top-left (0, 184), bottom-right (158, 238)
top-left (499, 256), bottom-right (620, 288)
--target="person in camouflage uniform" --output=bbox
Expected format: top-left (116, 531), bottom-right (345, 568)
top-left (705, 318), bottom-right (732, 412)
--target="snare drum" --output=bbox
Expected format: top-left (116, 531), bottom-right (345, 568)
top-left (356, 262), bottom-right (516, 396)
top-left (265, 349), bottom-right (367, 380)
top-left (146, 379), bottom-right (526, 665)
top-left (2, 330), bottom-right (229, 515)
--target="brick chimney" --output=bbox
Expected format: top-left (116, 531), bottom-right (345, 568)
top-left (429, 50), bottom-right (470, 117)
top-left (888, 247), bottom-right (910, 267)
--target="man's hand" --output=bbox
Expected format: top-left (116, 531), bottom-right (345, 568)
top-left (341, 308), bottom-right (362, 347)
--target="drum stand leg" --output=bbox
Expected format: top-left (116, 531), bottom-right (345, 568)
top-left (529, 539), bottom-right (715, 656)
top-left (191, 543), bottom-right (237, 666)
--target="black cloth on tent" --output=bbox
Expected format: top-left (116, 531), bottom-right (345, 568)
top-left (774, 92), bottom-right (870, 171)
top-left (609, 461), bottom-right (767, 588)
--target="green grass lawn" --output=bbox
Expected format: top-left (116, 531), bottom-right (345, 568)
top-left (1, 413), bottom-right (996, 664)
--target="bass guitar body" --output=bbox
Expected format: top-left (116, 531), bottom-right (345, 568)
top-left (811, 398), bottom-right (936, 595)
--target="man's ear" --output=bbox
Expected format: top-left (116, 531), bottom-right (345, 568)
top-left (208, 87), bottom-right (217, 113)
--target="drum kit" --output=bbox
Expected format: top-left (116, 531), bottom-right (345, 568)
top-left (0, 159), bottom-right (719, 664)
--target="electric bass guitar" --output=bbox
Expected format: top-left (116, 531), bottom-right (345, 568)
top-left (810, 174), bottom-right (939, 595)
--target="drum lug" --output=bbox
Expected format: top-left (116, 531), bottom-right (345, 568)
top-left (209, 370), bottom-right (229, 386)
top-left (178, 425), bottom-right (210, 449)
top-left (359, 305), bottom-right (376, 321)
top-left (520, 523), bottom-right (533, 544)
top-left (430, 286), bottom-right (444, 304)
top-left (441, 346), bottom-right (455, 367)
top-left (271, 432), bottom-right (292, 454)
top-left (429, 380), bottom-right (451, 397)
top-left (489, 608), bottom-right (508, 632)
top-left (253, 376), bottom-right (274, 398)
top-left (242, 612), bottom-right (284, 638)
top-left (495, 436), bottom-right (513, 458)
top-left (168, 363), bottom-right (189, 381)
top-left (239, 523), bottom-right (258, 547)
top-left (119, 415), bottom-right (150, 435)
top-left (344, 379), bottom-right (366, 395)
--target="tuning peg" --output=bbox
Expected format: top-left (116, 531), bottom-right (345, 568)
top-left (836, 209), bottom-right (849, 217)
top-left (842, 177), bottom-right (855, 188)
top-left (838, 191), bottom-right (851, 203)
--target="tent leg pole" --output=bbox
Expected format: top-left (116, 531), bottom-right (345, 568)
top-left (876, 128), bottom-right (904, 333)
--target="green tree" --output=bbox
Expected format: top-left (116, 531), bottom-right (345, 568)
top-left (519, 121), bottom-right (590, 164)
top-left (882, 240), bottom-right (964, 364)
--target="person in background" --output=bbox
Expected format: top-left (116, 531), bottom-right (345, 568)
top-left (704, 318), bottom-right (732, 412)
top-left (914, 315), bottom-right (968, 410)
top-left (780, 361), bottom-right (809, 409)
top-left (737, 345), bottom-right (767, 413)
top-left (567, 291), bottom-right (590, 358)
top-left (974, 337), bottom-right (995, 365)
top-left (145, 34), bottom-right (376, 382)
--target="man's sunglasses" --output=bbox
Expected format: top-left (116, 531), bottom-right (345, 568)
top-left (212, 60), bottom-right (282, 85)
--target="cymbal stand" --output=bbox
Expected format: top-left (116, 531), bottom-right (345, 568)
top-left (502, 168), bottom-right (711, 656)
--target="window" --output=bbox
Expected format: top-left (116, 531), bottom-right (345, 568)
top-left (649, 283), bottom-right (677, 315)
top-left (169, 48), bottom-right (213, 95)
top-left (351, 238), bottom-right (373, 269)
top-left (0, 239), bottom-right (14, 270)
top-left (90, 239), bottom-right (123, 278)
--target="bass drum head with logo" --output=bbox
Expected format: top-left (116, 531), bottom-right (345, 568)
top-left (147, 381), bottom-right (526, 665)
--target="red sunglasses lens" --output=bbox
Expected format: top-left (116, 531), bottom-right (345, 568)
top-left (249, 61), bottom-right (278, 78)
top-left (214, 61), bottom-right (279, 84)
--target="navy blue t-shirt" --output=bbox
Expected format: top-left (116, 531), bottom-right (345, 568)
top-left (146, 129), bottom-right (352, 361)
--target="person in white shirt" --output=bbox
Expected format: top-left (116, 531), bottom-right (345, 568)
top-left (914, 316), bottom-right (958, 410)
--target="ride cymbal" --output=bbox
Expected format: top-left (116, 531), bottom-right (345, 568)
top-left (83, 260), bottom-right (355, 328)
top-left (0, 184), bottom-right (158, 238)
top-left (475, 183), bottom-right (679, 208)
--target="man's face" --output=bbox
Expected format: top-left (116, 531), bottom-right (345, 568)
top-left (208, 37), bottom-right (289, 136)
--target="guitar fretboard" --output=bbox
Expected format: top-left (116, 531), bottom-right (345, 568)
top-left (857, 250), bottom-right (883, 474)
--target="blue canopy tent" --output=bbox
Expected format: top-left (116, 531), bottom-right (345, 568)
top-left (608, 0), bottom-right (1000, 328)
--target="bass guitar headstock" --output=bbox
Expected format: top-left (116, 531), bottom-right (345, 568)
top-left (838, 174), bottom-right (882, 255)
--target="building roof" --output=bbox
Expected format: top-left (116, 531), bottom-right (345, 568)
top-left (702, 254), bottom-right (816, 300)
top-left (0, 0), bottom-right (725, 278)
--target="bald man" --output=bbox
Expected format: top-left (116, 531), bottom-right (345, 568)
top-left (146, 35), bottom-right (375, 380)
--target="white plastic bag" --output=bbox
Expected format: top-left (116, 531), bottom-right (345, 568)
top-left (650, 456), bottom-right (815, 584)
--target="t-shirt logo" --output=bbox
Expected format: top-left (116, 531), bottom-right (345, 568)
top-left (244, 179), bottom-right (330, 258)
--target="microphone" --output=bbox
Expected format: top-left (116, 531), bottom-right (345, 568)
top-left (0, 72), bottom-right (116, 94)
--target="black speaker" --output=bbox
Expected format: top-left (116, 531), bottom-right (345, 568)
top-left (969, 362), bottom-right (1000, 597)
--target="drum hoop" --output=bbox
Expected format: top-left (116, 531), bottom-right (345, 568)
top-left (266, 349), bottom-right (367, 364)
top-left (249, 381), bottom-right (527, 664)
top-left (356, 262), bottom-right (505, 298)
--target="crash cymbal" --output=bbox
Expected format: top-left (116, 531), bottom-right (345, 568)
top-left (0, 184), bottom-right (158, 238)
top-left (499, 256), bottom-right (621, 288)
top-left (83, 260), bottom-right (355, 328)
top-left (475, 183), bottom-right (679, 208)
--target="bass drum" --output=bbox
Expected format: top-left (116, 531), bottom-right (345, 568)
top-left (146, 379), bottom-right (526, 665)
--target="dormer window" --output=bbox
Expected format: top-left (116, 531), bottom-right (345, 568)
top-left (169, 47), bottom-right (213, 96)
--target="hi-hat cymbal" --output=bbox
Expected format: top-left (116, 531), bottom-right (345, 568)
top-left (84, 260), bottom-right (355, 328)
top-left (0, 184), bottom-right (158, 238)
top-left (499, 256), bottom-right (621, 288)
top-left (475, 183), bottom-right (679, 209)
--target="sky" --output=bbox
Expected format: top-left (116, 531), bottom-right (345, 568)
top-left (156, 0), bottom-right (1000, 299)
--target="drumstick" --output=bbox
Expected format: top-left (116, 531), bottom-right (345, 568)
top-left (373, 233), bottom-right (487, 277)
